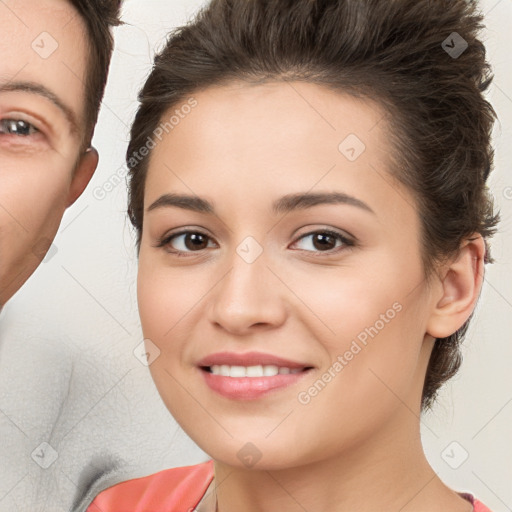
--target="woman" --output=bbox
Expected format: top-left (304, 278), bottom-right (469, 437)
top-left (88, 0), bottom-right (498, 510)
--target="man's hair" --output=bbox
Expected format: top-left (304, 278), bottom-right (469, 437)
top-left (126, 0), bottom-right (499, 411)
top-left (68, 0), bottom-right (122, 148)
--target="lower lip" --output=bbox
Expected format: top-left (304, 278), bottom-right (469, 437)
top-left (201, 368), bottom-right (311, 400)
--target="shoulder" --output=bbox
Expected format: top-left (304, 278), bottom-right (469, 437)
top-left (87, 460), bottom-right (214, 512)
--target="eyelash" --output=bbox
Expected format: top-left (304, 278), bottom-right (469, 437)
top-left (155, 229), bottom-right (355, 258)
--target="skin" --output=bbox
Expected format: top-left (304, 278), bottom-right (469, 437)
top-left (138, 81), bottom-right (484, 512)
top-left (0, 0), bottom-right (98, 307)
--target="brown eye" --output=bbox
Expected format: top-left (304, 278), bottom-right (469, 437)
top-left (311, 233), bottom-right (337, 251)
top-left (157, 230), bottom-right (216, 254)
top-left (182, 233), bottom-right (209, 250)
top-left (292, 230), bottom-right (354, 254)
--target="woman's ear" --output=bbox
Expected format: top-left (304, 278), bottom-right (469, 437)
top-left (66, 147), bottom-right (99, 207)
top-left (426, 234), bottom-right (486, 339)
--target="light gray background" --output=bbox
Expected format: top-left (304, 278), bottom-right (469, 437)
top-left (0, 0), bottom-right (511, 511)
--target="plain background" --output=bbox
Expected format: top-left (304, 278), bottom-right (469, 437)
top-left (0, 0), bottom-right (511, 510)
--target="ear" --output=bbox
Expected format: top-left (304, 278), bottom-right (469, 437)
top-left (66, 147), bottom-right (99, 207)
top-left (426, 235), bottom-right (486, 339)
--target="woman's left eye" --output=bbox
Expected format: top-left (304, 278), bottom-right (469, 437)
top-left (0, 119), bottom-right (39, 137)
top-left (291, 230), bottom-right (354, 254)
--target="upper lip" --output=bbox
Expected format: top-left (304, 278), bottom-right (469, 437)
top-left (198, 351), bottom-right (311, 369)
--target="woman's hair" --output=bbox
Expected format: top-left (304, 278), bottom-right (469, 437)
top-left (68, 0), bottom-right (123, 147)
top-left (126, 0), bottom-right (499, 411)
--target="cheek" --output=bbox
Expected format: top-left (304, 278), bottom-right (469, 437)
top-left (137, 262), bottom-right (212, 432)
top-left (277, 254), bottom-right (417, 348)
top-left (0, 160), bottom-right (70, 228)
top-left (0, 165), bottom-right (69, 271)
top-left (307, 283), bottom-right (429, 427)
top-left (286, 253), bottom-right (429, 399)
top-left (137, 254), bottom-right (203, 341)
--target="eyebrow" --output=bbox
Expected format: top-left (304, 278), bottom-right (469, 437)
top-left (0, 81), bottom-right (79, 134)
top-left (147, 191), bottom-right (375, 216)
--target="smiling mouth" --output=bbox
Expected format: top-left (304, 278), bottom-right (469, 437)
top-left (199, 361), bottom-right (314, 400)
top-left (201, 365), bottom-right (313, 377)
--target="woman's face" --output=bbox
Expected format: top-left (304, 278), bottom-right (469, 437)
top-left (137, 81), bottom-right (439, 469)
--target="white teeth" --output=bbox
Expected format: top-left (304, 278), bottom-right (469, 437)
top-left (263, 365), bottom-right (279, 376)
top-left (230, 365), bottom-right (246, 377)
top-left (209, 365), bottom-right (302, 377)
top-left (246, 365), bottom-right (263, 377)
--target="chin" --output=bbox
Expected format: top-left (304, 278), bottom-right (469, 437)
top-left (194, 434), bottom-right (311, 471)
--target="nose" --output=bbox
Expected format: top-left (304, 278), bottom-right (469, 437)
top-left (207, 247), bottom-right (287, 336)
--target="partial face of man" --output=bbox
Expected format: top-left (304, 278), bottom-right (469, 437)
top-left (0, 0), bottom-right (98, 306)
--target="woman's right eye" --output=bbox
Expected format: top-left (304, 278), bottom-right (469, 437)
top-left (0, 119), bottom-right (39, 137)
top-left (156, 230), bottom-right (217, 256)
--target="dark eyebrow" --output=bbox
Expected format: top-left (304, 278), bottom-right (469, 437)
top-left (0, 81), bottom-right (79, 134)
top-left (147, 192), bottom-right (375, 216)
top-left (272, 192), bottom-right (375, 215)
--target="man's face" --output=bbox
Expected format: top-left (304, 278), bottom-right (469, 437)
top-left (0, 0), bottom-right (98, 306)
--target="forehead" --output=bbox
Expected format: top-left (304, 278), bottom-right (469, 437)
top-left (151, 81), bottom-right (392, 171)
top-left (145, 81), bottom-right (407, 216)
top-left (0, 0), bottom-right (89, 126)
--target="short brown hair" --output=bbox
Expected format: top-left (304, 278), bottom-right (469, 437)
top-left (68, 0), bottom-right (122, 147)
top-left (127, 0), bottom-right (499, 411)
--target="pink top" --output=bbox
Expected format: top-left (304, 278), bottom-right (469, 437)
top-left (87, 460), bottom-right (493, 512)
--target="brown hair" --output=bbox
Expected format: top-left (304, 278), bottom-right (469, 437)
top-left (127, 0), bottom-right (499, 411)
top-left (68, 0), bottom-right (122, 147)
